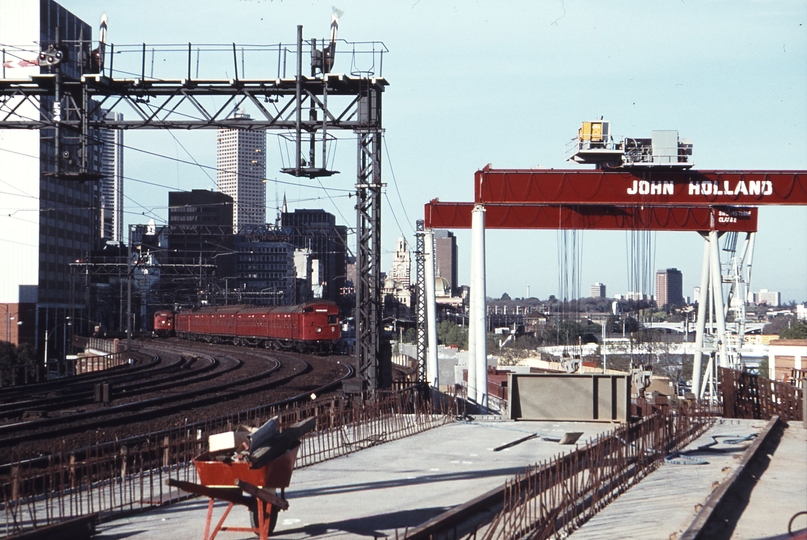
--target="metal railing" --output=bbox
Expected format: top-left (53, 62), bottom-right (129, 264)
top-left (479, 409), bottom-right (712, 540)
top-left (0, 385), bottom-right (457, 537)
top-left (720, 367), bottom-right (803, 422)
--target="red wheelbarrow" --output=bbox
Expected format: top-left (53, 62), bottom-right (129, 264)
top-left (167, 441), bottom-right (299, 540)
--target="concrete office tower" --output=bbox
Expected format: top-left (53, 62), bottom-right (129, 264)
top-left (280, 209), bottom-right (348, 303)
top-left (754, 289), bottom-right (781, 306)
top-left (167, 189), bottom-right (234, 258)
top-left (433, 230), bottom-right (458, 296)
top-left (166, 190), bottom-right (234, 306)
top-left (655, 268), bottom-right (684, 308)
top-left (233, 226), bottom-right (296, 306)
top-left (99, 111), bottom-right (124, 243)
top-left (0, 0), bottom-right (101, 347)
top-left (216, 110), bottom-right (266, 232)
top-left (389, 236), bottom-right (411, 289)
top-left (590, 283), bottom-right (606, 298)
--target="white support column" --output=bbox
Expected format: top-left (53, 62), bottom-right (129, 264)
top-left (700, 354), bottom-right (717, 403)
top-left (424, 229), bottom-right (439, 390)
top-left (709, 230), bottom-right (728, 368)
top-left (737, 232), bottom-right (756, 344)
top-left (467, 283), bottom-right (477, 403)
top-left (693, 233), bottom-right (711, 399)
top-left (471, 205), bottom-right (488, 411)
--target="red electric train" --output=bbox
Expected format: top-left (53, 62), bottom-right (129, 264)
top-left (154, 301), bottom-right (340, 353)
top-left (152, 310), bottom-right (174, 337)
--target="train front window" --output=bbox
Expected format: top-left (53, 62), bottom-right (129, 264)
top-left (328, 315), bottom-right (337, 325)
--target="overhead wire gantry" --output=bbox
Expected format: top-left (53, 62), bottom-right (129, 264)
top-left (0, 20), bottom-right (389, 393)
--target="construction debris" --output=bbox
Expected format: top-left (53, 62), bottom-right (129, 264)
top-left (203, 416), bottom-right (316, 469)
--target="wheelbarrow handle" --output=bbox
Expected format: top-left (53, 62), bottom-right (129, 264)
top-left (238, 480), bottom-right (290, 511)
top-left (166, 478), bottom-right (252, 507)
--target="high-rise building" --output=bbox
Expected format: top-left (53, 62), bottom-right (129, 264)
top-left (99, 111), bottom-right (124, 243)
top-left (655, 268), bottom-right (684, 308)
top-left (168, 190), bottom-right (234, 232)
top-left (590, 283), bottom-right (606, 298)
top-left (166, 190), bottom-right (235, 305)
top-left (280, 209), bottom-right (348, 303)
top-left (433, 230), bottom-right (458, 296)
top-left (216, 110), bottom-right (266, 232)
top-left (754, 289), bottom-right (781, 306)
top-left (232, 225), bottom-right (296, 305)
top-left (389, 236), bottom-right (411, 289)
top-left (1, 1), bottom-right (101, 348)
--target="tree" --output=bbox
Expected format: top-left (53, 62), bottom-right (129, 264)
top-left (500, 292), bottom-right (511, 301)
top-left (763, 315), bottom-right (797, 335)
top-left (437, 320), bottom-right (468, 350)
top-left (606, 316), bottom-right (640, 335)
top-left (543, 320), bottom-right (602, 346)
top-left (0, 341), bottom-right (38, 386)
top-left (779, 322), bottom-right (807, 339)
top-left (402, 328), bottom-right (417, 344)
top-left (758, 357), bottom-right (770, 378)
top-left (0, 341), bottom-right (16, 371)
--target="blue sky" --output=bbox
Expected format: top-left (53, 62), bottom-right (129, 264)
top-left (52, 0), bottom-right (807, 303)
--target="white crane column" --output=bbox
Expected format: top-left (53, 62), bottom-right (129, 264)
top-left (424, 229), bottom-right (439, 389)
top-left (736, 232), bottom-right (756, 347)
top-left (467, 281), bottom-right (477, 403)
top-left (471, 205), bottom-right (488, 411)
top-left (693, 233), bottom-right (711, 399)
top-left (709, 230), bottom-right (728, 368)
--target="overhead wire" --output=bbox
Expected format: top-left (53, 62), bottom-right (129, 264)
top-left (382, 134), bottom-right (414, 235)
top-left (383, 192), bottom-right (406, 240)
top-left (0, 106), bottom-right (356, 194)
top-left (0, 57), bottom-right (383, 259)
top-left (1, 132), bottom-right (358, 235)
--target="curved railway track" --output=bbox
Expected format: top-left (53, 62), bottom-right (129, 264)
top-left (0, 355), bottom-right (223, 420)
top-left (0, 339), bottom-right (352, 462)
top-left (0, 352), bottom-right (160, 405)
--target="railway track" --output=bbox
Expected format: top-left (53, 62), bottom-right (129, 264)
top-left (0, 352), bottom-right (160, 405)
top-left (0, 339), bottom-right (352, 462)
top-left (0, 355), bottom-right (222, 420)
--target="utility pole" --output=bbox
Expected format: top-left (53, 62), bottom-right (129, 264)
top-left (127, 224), bottom-right (133, 351)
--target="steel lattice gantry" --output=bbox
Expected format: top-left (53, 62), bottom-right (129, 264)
top-left (354, 122), bottom-right (384, 391)
top-left (414, 221), bottom-right (426, 382)
top-left (0, 30), bottom-right (389, 392)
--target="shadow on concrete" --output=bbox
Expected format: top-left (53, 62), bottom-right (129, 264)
top-left (274, 506), bottom-right (449, 538)
top-left (93, 531), bottom-right (151, 540)
top-left (694, 420), bottom-right (787, 540)
top-left (288, 464), bottom-right (529, 499)
top-left (748, 530), bottom-right (807, 540)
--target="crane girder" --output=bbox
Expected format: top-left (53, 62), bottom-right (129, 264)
top-left (424, 202), bottom-right (758, 232)
top-left (475, 167), bottom-right (807, 206)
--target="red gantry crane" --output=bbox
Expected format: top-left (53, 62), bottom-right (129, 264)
top-left (416, 121), bottom-right (806, 406)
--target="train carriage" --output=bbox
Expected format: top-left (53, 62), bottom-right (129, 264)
top-left (168, 301), bottom-right (340, 353)
top-left (152, 310), bottom-right (174, 337)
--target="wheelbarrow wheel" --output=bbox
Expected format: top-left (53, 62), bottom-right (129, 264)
top-left (251, 502), bottom-right (280, 535)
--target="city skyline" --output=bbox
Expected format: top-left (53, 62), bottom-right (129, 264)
top-left (2, 1), bottom-right (805, 305)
